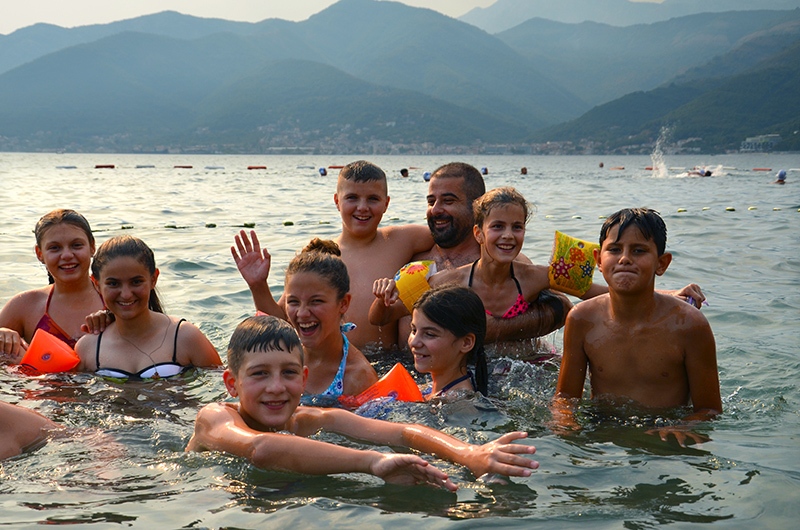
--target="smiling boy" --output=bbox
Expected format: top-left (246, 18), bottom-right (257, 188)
top-left (332, 161), bottom-right (432, 350)
top-left (553, 208), bottom-right (721, 445)
top-left (187, 315), bottom-right (539, 488)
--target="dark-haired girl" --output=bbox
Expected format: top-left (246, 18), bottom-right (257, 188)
top-left (409, 285), bottom-right (488, 398)
top-left (75, 235), bottom-right (221, 379)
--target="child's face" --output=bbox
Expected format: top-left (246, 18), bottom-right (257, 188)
top-left (35, 223), bottom-right (95, 284)
top-left (426, 177), bottom-right (474, 248)
top-left (334, 179), bottom-right (389, 237)
top-left (95, 256), bottom-right (158, 319)
top-left (223, 346), bottom-right (307, 432)
top-left (596, 225), bottom-right (671, 293)
top-left (474, 204), bottom-right (526, 263)
top-left (284, 271), bottom-right (349, 352)
top-left (408, 310), bottom-right (472, 378)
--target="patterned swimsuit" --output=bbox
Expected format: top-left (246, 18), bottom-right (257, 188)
top-left (469, 260), bottom-right (529, 319)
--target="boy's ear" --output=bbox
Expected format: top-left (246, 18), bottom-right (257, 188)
top-left (302, 365), bottom-right (309, 389)
top-left (656, 252), bottom-right (672, 276)
top-left (594, 247), bottom-right (602, 272)
top-left (222, 369), bottom-right (238, 398)
top-left (333, 193), bottom-right (341, 211)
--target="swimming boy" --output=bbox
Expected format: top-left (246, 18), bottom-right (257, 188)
top-left (187, 315), bottom-right (538, 489)
top-left (553, 208), bottom-right (721, 446)
top-left (332, 161), bottom-right (432, 349)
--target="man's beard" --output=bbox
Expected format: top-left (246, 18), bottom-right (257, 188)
top-left (428, 214), bottom-right (471, 249)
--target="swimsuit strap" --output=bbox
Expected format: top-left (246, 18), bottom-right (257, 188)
top-left (44, 285), bottom-right (55, 312)
top-left (468, 259), bottom-right (479, 287)
top-left (436, 370), bottom-right (476, 395)
top-left (509, 262), bottom-right (524, 296)
top-left (95, 330), bottom-right (104, 370)
top-left (172, 318), bottom-right (186, 363)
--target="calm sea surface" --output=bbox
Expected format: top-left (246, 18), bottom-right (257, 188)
top-left (1, 152), bottom-right (798, 528)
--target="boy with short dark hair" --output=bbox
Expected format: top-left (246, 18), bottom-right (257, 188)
top-left (187, 315), bottom-right (538, 488)
top-left (553, 208), bottom-right (721, 445)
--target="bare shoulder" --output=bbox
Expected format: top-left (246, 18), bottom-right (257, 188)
top-left (382, 224), bottom-right (433, 253)
top-left (383, 223), bottom-right (430, 239)
top-left (656, 293), bottom-right (711, 329)
top-left (0, 287), bottom-right (47, 317)
top-left (569, 295), bottom-right (608, 321)
top-left (75, 332), bottom-right (100, 370)
top-left (187, 402), bottom-right (239, 451)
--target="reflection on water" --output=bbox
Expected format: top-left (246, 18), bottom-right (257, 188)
top-left (1, 153), bottom-right (799, 527)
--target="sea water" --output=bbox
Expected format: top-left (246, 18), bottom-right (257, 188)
top-left (0, 152), bottom-right (798, 527)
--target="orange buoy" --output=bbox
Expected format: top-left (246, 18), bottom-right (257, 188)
top-left (20, 329), bottom-right (80, 374)
top-left (173, 165), bottom-right (193, 169)
top-left (609, 166), bottom-right (625, 170)
top-left (645, 166), bottom-right (653, 170)
top-left (752, 168), bottom-right (772, 172)
top-left (339, 363), bottom-right (424, 407)
top-left (247, 165), bottom-right (267, 170)
top-left (328, 165), bottom-right (344, 169)
top-left (94, 164), bottom-right (115, 169)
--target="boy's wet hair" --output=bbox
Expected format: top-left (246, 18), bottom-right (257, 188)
top-left (91, 235), bottom-right (164, 313)
top-left (414, 284), bottom-right (489, 396)
top-left (600, 208), bottom-right (667, 255)
top-left (34, 209), bottom-right (95, 284)
top-left (473, 186), bottom-right (531, 229)
top-left (430, 162), bottom-right (486, 203)
top-left (338, 160), bottom-right (386, 184)
top-left (286, 238), bottom-right (349, 300)
top-left (227, 315), bottom-right (303, 374)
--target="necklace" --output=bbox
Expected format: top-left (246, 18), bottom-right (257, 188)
top-left (117, 314), bottom-right (171, 366)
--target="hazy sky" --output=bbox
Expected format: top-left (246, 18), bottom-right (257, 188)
top-left (0, 1), bottom-right (505, 35)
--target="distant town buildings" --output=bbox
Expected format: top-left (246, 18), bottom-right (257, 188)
top-left (740, 134), bottom-right (781, 152)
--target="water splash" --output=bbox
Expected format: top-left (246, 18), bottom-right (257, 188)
top-left (650, 126), bottom-right (671, 178)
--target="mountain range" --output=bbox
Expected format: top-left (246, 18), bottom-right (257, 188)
top-left (0, 0), bottom-right (798, 154)
top-left (460, 0), bottom-right (800, 33)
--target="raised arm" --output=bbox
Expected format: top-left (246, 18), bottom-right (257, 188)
top-left (231, 230), bottom-right (286, 319)
top-left (187, 404), bottom-right (454, 489)
top-left (311, 408), bottom-right (538, 479)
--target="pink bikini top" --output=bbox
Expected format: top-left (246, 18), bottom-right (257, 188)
top-left (468, 260), bottom-right (530, 319)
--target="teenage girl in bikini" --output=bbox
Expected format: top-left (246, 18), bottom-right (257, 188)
top-left (409, 285), bottom-right (489, 398)
top-left (0, 210), bottom-right (106, 360)
top-left (75, 236), bottom-right (221, 380)
top-left (232, 232), bottom-right (378, 399)
top-left (373, 187), bottom-right (608, 342)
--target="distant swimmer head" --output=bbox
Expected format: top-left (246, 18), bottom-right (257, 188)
top-left (319, 167), bottom-right (328, 176)
top-left (400, 168), bottom-right (409, 178)
top-left (481, 167), bottom-right (488, 175)
top-left (777, 170), bottom-right (787, 180)
top-left (423, 171), bottom-right (431, 182)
